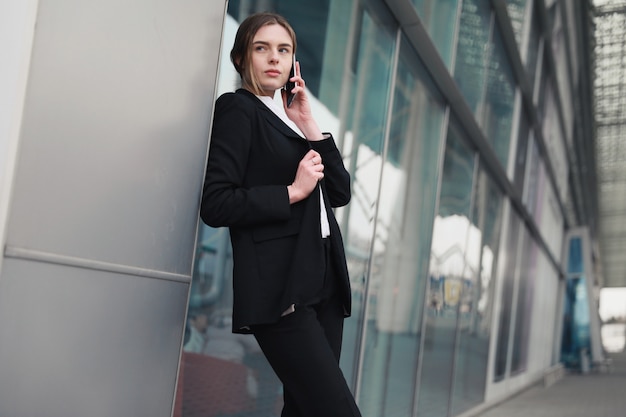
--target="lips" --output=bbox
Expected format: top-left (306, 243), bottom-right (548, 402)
top-left (265, 70), bottom-right (281, 77)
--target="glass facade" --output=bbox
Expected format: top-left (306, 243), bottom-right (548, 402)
top-left (356, 34), bottom-right (445, 417)
top-left (418, 119), bottom-right (476, 417)
top-left (451, 168), bottom-right (502, 414)
top-left (175, 0), bottom-right (588, 416)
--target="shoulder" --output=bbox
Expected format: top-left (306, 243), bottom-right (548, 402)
top-left (212, 92), bottom-right (259, 130)
top-left (215, 90), bottom-right (259, 113)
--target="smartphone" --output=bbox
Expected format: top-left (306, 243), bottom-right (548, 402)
top-left (284, 55), bottom-right (297, 107)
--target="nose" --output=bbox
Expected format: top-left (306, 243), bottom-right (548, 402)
top-left (269, 48), bottom-right (279, 63)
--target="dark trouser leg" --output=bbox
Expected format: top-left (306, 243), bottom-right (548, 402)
top-left (252, 298), bottom-right (361, 417)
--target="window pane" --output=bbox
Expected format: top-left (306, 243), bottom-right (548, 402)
top-left (525, 3), bottom-right (541, 92)
top-left (454, 0), bottom-right (492, 115)
top-left (417, 119), bottom-right (476, 417)
top-left (338, 6), bottom-right (397, 397)
top-left (523, 135), bottom-right (541, 215)
top-left (450, 170), bottom-right (504, 415)
top-left (506, 0), bottom-right (527, 46)
top-left (511, 227), bottom-right (538, 374)
top-left (412, 0), bottom-right (461, 67)
top-left (357, 35), bottom-right (446, 417)
top-left (454, 1), bottom-right (515, 168)
top-left (482, 24), bottom-right (516, 167)
top-left (541, 80), bottom-right (569, 201)
top-left (535, 55), bottom-right (549, 107)
top-left (493, 208), bottom-right (523, 381)
top-left (568, 237), bottom-right (584, 274)
top-left (551, 4), bottom-right (574, 143)
top-left (513, 109), bottom-right (530, 192)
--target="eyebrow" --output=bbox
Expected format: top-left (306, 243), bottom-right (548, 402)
top-left (252, 40), bottom-right (293, 48)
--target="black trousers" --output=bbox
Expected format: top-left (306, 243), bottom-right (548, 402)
top-left (252, 240), bottom-right (361, 417)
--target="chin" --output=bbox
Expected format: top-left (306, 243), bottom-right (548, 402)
top-left (261, 84), bottom-right (282, 95)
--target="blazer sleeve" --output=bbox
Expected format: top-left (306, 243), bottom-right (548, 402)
top-left (200, 93), bottom-right (291, 228)
top-left (310, 134), bottom-right (351, 208)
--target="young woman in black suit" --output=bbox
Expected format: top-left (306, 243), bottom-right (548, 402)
top-left (200, 11), bottom-right (361, 417)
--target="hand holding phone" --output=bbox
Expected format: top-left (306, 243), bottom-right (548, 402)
top-left (284, 55), bottom-right (297, 107)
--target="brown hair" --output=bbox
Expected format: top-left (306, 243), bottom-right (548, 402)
top-left (230, 12), bottom-right (297, 95)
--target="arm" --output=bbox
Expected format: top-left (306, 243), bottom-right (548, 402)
top-left (200, 94), bottom-right (291, 228)
top-left (310, 135), bottom-right (351, 207)
top-left (282, 62), bottom-right (350, 207)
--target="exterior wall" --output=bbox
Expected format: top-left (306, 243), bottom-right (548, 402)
top-left (0, 1), bottom-right (226, 416)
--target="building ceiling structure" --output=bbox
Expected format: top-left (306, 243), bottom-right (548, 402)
top-left (593, 0), bottom-right (626, 288)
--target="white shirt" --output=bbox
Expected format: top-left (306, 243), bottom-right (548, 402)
top-left (257, 94), bottom-right (331, 238)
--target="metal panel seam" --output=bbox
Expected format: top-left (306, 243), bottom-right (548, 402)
top-left (4, 245), bottom-right (192, 283)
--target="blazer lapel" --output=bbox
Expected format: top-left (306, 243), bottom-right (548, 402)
top-left (236, 89), bottom-right (305, 140)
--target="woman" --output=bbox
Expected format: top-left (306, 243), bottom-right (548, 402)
top-left (200, 12), bottom-right (361, 417)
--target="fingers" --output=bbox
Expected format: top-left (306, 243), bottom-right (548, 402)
top-left (284, 61), bottom-right (312, 115)
top-left (303, 149), bottom-right (320, 161)
top-left (302, 151), bottom-right (324, 177)
top-left (291, 61), bottom-right (305, 92)
top-left (303, 151), bottom-right (323, 170)
top-left (291, 151), bottom-right (324, 199)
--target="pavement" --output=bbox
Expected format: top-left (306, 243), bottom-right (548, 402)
top-left (479, 349), bottom-right (626, 417)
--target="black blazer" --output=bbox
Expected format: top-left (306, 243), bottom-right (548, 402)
top-left (201, 89), bottom-right (352, 333)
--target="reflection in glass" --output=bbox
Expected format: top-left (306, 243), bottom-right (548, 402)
top-left (522, 136), bottom-right (541, 215)
top-left (412, 0), bottom-right (461, 67)
top-left (494, 209), bottom-right (522, 381)
top-left (182, 227), bottom-right (282, 417)
top-left (511, 226), bottom-right (537, 374)
top-left (525, 3), bottom-right (542, 93)
top-left (417, 120), bottom-right (475, 417)
top-left (454, 0), bottom-right (492, 115)
top-left (357, 35), bottom-right (446, 417)
top-left (481, 24), bottom-right (516, 167)
top-left (450, 170), bottom-right (503, 415)
top-left (506, 0), bottom-right (527, 46)
top-left (535, 56), bottom-right (550, 109)
top-left (512, 109), bottom-right (530, 192)
top-left (454, 0), bottom-right (515, 167)
top-left (337, 7), bottom-right (396, 401)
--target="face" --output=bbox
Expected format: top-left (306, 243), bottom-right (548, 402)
top-left (249, 24), bottom-right (294, 96)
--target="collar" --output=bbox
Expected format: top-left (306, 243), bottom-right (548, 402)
top-left (235, 89), bottom-right (304, 140)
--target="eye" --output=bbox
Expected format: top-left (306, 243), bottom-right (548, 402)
top-left (279, 47), bottom-right (290, 54)
top-left (254, 45), bottom-right (267, 52)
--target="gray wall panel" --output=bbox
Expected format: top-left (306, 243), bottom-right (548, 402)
top-left (7, 0), bottom-right (225, 275)
top-left (0, 0), bottom-right (227, 415)
top-left (0, 258), bottom-right (189, 417)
